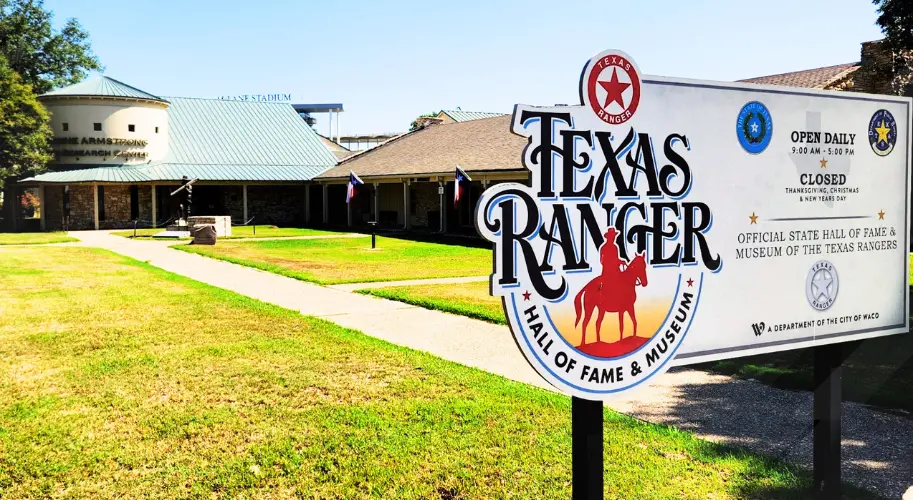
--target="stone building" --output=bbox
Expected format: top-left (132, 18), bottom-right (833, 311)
top-left (739, 40), bottom-right (911, 97)
top-left (314, 114), bottom-right (528, 234)
top-left (12, 76), bottom-right (337, 231)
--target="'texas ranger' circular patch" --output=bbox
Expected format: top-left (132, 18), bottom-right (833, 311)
top-left (868, 109), bottom-right (897, 157)
top-left (736, 101), bottom-right (773, 154)
top-left (580, 50), bottom-right (642, 125)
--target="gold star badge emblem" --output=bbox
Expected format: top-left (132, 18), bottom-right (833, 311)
top-left (749, 212), bottom-right (758, 224)
top-left (875, 120), bottom-right (891, 145)
top-left (819, 158), bottom-right (827, 169)
top-left (878, 210), bottom-right (885, 220)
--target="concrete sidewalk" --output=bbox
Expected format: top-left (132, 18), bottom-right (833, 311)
top-left (329, 275), bottom-right (489, 292)
top-left (69, 231), bottom-right (913, 498)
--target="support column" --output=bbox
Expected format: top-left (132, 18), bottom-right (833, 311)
top-left (373, 182), bottom-right (379, 223)
top-left (438, 180), bottom-right (447, 233)
top-left (336, 112), bottom-right (341, 143)
top-left (322, 184), bottom-right (329, 224)
top-left (572, 397), bottom-right (604, 499)
top-left (813, 343), bottom-right (843, 499)
top-left (93, 184), bottom-right (99, 230)
top-left (242, 185), bottom-right (249, 222)
top-left (403, 181), bottom-right (411, 230)
top-left (304, 184), bottom-right (311, 224)
top-left (151, 184), bottom-right (157, 226)
top-left (39, 185), bottom-right (46, 231)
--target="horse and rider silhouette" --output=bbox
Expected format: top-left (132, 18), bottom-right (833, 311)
top-left (573, 227), bottom-right (648, 346)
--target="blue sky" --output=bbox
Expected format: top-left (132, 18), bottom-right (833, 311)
top-left (45, 0), bottom-right (883, 136)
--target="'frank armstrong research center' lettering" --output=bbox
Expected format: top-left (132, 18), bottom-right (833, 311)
top-left (51, 136), bottom-right (149, 159)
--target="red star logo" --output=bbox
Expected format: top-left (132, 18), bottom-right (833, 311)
top-left (686, 278), bottom-right (694, 287)
top-left (598, 67), bottom-right (631, 110)
top-left (522, 290), bottom-right (531, 301)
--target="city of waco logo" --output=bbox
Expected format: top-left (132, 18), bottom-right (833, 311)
top-left (475, 50), bottom-right (722, 400)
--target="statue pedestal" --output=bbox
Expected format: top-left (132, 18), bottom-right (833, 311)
top-left (153, 219), bottom-right (191, 239)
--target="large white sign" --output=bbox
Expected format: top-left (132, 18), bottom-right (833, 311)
top-left (476, 49), bottom-right (911, 400)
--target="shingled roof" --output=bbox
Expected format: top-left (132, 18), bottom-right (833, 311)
top-left (738, 62), bottom-right (860, 89)
top-left (316, 115), bottom-right (525, 180)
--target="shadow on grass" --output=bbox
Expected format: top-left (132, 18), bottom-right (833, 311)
top-left (619, 367), bottom-right (912, 499)
top-left (696, 291), bottom-right (913, 416)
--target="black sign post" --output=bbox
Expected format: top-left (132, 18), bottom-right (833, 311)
top-left (571, 397), bottom-right (603, 500)
top-left (813, 343), bottom-right (842, 499)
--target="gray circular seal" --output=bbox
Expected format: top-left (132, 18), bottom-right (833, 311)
top-left (806, 260), bottom-right (839, 311)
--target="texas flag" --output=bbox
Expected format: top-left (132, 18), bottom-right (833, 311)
top-left (454, 165), bottom-right (472, 208)
top-left (346, 171), bottom-right (364, 204)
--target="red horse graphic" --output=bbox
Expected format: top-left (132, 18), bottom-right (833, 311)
top-left (574, 228), bottom-right (648, 346)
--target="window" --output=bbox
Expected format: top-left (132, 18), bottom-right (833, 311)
top-left (97, 186), bottom-right (106, 221)
top-left (128, 124), bottom-right (135, 132)
top-left (62, 123), bottom-right (69, 131)
top-left (129, 185), bottom-right (139, 220)
top-left (20, 187), bottom-right (41, 220)
top-left (93, 123), bottom-right (102, 131)
top-left (155, 126), bottom-right (159, 134)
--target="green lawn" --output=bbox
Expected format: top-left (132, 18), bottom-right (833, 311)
top-left (357, 278), bottom-right (913, 416)
top-left (177, 236), bottom-right (491, 284)
top-left (0, 247), bottom-right (879, 499)
top-left (0, 231), bottom-right (77, 245)
top-left (111, 225), bottom-right (342, 240)
top-left (360, 281), bottom-right (506, 324)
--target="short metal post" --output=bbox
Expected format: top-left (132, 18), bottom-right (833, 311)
top-left (133, 219), bottom-right (137, 238)
top-left (813, 343), bottom-right (842, 499)
top-left (572, 397), bottom-right (603, 500)
top-left (368, 221), bottom-right (377, 248)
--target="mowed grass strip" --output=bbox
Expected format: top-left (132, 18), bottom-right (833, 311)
top-left (0, 231), bottom-right (77, 245)
top-left (176, 236), bottom-right (492, 284)
top-left (111, 225), bottom-right (342, 240)
top-left (359, 281), bottom-right (506, 324)
top-left (0, 248), bottom-right (876, 499)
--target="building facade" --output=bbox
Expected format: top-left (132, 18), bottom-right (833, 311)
top-left (14, 76), bottom-right (337, 231)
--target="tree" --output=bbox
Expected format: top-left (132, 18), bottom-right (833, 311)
top-left (873, 0), bottom-right (913, 95)
top-left (0, 54), bottom-right (53, 181)
top-left (0, 0), bottom-right (102, 94)
top-left (410, 111), bottom-right (441, 131)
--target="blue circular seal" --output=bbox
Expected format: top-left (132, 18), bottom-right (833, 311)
top-left (868, 109), bottom-right (897, 157)
top-left (736, 101), bottom-right (773, 154)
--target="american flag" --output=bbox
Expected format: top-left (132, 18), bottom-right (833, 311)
top-left (346, 171), bottom-right (364, 204)
top-left (454, 165), bottom-right (472, 208)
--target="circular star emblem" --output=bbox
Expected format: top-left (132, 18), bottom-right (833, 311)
top-left (867, 109), bottom-right (897, 157)
top-left (805, 260), bottom-right (839, 311)
top-left (580, 50), bottom-right (641, 125)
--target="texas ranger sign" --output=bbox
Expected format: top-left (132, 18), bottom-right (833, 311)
top-left (476, 49), bottom-right (911, 400)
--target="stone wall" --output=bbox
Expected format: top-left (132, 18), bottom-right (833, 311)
top-left (247, 185), bottom-right (305, 227)
top-left (98, 184), bottom-right (133, 229)
top-left (138, 185), bottom-right (152, 223)
top-left (410, 182), bottom-right (439, 229)
top-left (843, 41), bottom-right (913, 97)
top-left (44, 186), bottom-right (64, 231)
top-left (68, 185), bottom-right (95, 230)
top-left (221, 186), bottom-right (244, 222)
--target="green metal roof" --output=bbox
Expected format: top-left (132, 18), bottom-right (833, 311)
top-left (441, 110), bottom-right (506, 122)
top-left (40, 76), bottom-right (166, 102)
top-left (163, 98), bottom-right (336, 166)
top-left (23, 97), bottom-right (338, 184)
